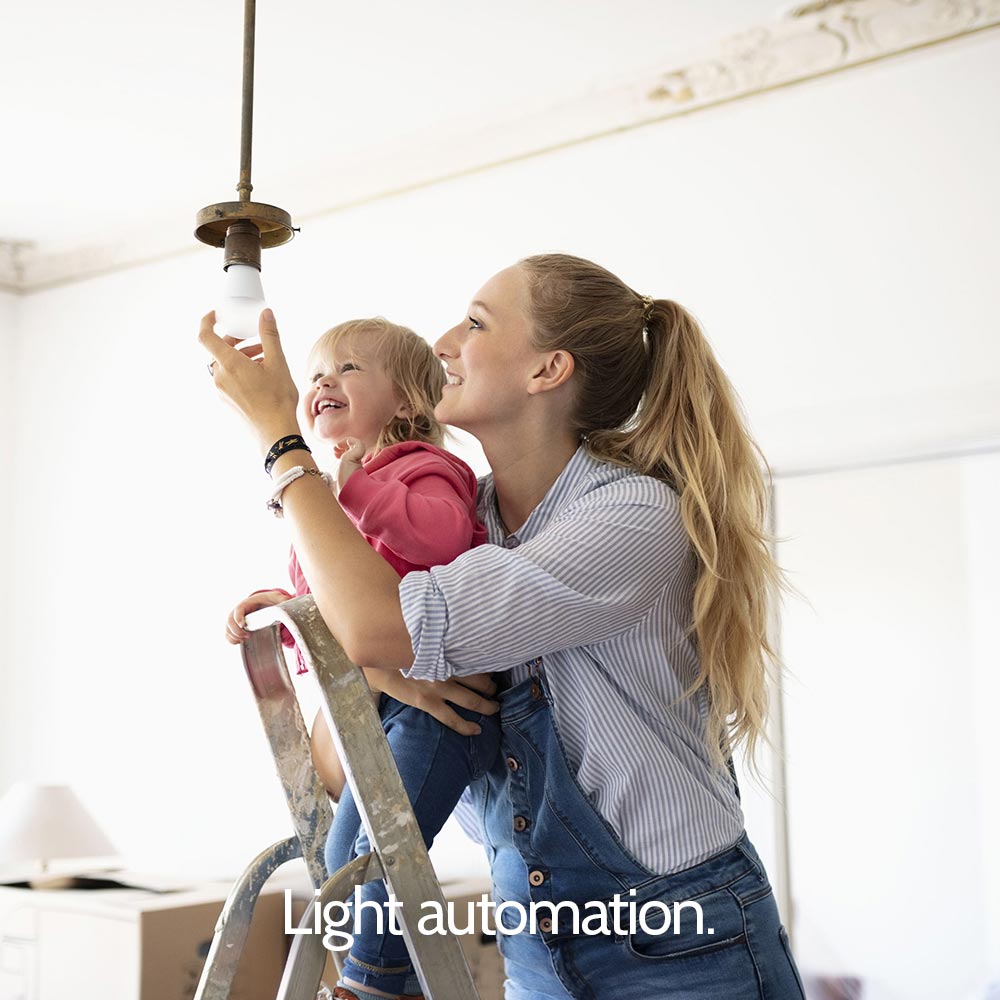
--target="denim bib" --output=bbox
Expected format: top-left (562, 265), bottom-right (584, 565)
top-left (470, 666), bottom-right (806, 1000)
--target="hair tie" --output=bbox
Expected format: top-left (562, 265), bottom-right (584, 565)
top-left (640, 295), bottom-right (655, 328)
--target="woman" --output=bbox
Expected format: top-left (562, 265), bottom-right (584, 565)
top-left (201, 254), bottom-right (805, 1000)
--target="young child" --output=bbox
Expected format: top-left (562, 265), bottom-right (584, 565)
top-left (226, 318), bottom-right (500, 1000)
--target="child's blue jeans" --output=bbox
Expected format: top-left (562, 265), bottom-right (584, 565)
top-left (323, 692), bottom-right (501, 996)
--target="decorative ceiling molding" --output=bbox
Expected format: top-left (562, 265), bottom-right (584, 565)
top-left (638, 0), bottom-right (1000, 110)
top-left (5, 0), bottom-right (998, 294)
top-left (0, 241), bottom-right (35, 295)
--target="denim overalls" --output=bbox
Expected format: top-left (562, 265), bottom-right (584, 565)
top-left (471, 664), bottom-right (807, 1000)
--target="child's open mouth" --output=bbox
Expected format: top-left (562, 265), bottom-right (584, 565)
top-left (315, 398), bottom-right (347, 414)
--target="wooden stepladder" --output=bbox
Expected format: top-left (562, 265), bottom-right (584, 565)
top-left (194, 595), bottom-right (481, 1000)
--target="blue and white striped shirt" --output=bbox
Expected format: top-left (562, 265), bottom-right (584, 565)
top-left (398, 445), bottom-right (744, 875)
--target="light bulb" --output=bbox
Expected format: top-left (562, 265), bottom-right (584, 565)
top-left (215, 263), bottom-right (267, 347)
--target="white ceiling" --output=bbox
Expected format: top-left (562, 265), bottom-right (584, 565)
top-left (1, 1), bottom-right (784, 255)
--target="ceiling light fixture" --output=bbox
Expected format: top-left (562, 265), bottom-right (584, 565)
top-left (194, 0), bottom-right (296, 345)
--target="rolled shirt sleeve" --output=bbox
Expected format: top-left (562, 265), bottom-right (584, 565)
top-left (399, 480), bottom-right (691, 681)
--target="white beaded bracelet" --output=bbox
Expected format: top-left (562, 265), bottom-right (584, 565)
top-left (266, 466), bottom-right (334, 518)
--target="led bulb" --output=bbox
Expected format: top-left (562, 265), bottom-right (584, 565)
top-left (215, 263), bottom-right (267, 347)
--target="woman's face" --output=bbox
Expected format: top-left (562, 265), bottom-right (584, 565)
top-left (433, 265), bottom-right (543, 434)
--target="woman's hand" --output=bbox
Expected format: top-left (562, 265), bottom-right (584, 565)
top-left (199, 309), bottom-right (301, 455)
top-left (366, 670), bottom-right (499, 736)
top-left (225, 589), bottom-right (292, 644)
top-left (310, 672), bottom-right (499, 799)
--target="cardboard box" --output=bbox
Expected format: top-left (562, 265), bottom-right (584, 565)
top-left (285, 876), bottom-right (504, 1000)
top-left (0, 873), bottom-right (286, 1000)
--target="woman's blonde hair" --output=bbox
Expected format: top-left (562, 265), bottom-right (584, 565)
top-left (519, 253), bottom-right (783, 773)
top-left (310, 317), bottom-right (445, 451)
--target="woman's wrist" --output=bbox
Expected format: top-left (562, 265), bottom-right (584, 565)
top-left (268, 450), bottom-right (320, 480)
top-left (257, 419), bottom-right (303, 462)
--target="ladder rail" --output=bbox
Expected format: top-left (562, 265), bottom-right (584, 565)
top-left (240, 624), bottom-right (334, 888)
top-left (245, 595), bottom-right (481, 1000)
top-left (277, 852), bottom-right (384, 1000)
top-left (194, 836), bottom-right (302, 1000)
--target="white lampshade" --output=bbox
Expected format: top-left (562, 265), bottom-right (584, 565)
top-left (0, 783), bottom-right (117, 868)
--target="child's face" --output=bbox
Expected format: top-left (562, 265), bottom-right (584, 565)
top-left (303, 338), bottom-right (406, 454)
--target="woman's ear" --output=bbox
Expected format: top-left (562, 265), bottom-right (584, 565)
top-left (526, 350), bottom-right (575, 396)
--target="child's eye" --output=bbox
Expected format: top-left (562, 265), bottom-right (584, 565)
top-left (468, 316), bottom-right (483, 331)
top-left (310, 372), bottom-right (325, 382)
top-left (340, 362), bottom-right (358, 373)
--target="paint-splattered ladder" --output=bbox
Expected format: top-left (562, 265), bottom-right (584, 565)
top-left (194, 595), bottom-right (481, 1000)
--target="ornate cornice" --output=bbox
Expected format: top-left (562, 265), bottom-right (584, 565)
top-left (640, 0), bottom-right (1000, 112)
top-left (0, 241), bottom-right (34, 295)
top-left (4, 0), bottom-right (998, 293)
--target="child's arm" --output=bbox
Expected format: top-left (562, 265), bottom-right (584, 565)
top-left (225, 588), bottom-right (293, 644)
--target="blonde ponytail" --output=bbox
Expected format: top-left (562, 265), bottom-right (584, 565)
top-left (520, 254), bottom-right (782, 772)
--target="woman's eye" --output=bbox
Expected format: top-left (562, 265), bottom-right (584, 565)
top-left (468, 316), bottom-right (483, 331)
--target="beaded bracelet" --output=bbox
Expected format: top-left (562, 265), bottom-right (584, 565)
top-left (264, 434), bottom-right (311, 476)
top-left (266, 466), bottom-right (334, 518)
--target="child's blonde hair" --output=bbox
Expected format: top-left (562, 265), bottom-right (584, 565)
top-left (310, 317), bottom-right (446, 451)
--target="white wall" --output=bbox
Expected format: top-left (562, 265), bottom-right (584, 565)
top-left (0, 290), bottom-right (19, 795)
top-left (3, 30), bottom-right (998, 892)
top-left (964, 454), bottom-right (1000, 984)
top-left (775, 455), bottom-right (1000, 999)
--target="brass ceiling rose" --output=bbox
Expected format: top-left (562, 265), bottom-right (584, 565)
top-left (194, 203), bottom-right (295, 250)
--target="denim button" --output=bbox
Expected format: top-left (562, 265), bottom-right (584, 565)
top-left (513, 815), bottom-right (529, 832)
top-left (506, 756), bottom-right (520, 772)
top-left (528, 869), bottom-right (546, 886)
top-left (538, 917), bottom-right (553, 933)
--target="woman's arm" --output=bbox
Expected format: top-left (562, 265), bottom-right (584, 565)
top-left (276, 465), bottom-right (415, 669)
top-left (200, 310), bottom-right (415, 671)
top-left (402, 486), bottom-right (690, 681)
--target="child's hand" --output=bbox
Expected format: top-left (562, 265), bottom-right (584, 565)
top-left (335, 438), bottom-right (366, 492)
top-left (225, 589), bottom-right (292, 644)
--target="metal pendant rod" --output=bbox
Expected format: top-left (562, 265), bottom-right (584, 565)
top-left (194, 0), bottom-right (295, 250)
top-left (238, 0), bottom-right (256, 202)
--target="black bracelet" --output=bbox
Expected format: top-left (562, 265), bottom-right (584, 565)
top-left (264, 434), bottom-right (312, 476)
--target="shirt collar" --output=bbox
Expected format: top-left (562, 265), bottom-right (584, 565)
top-left (477, 445), bottom-right (604, 547)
